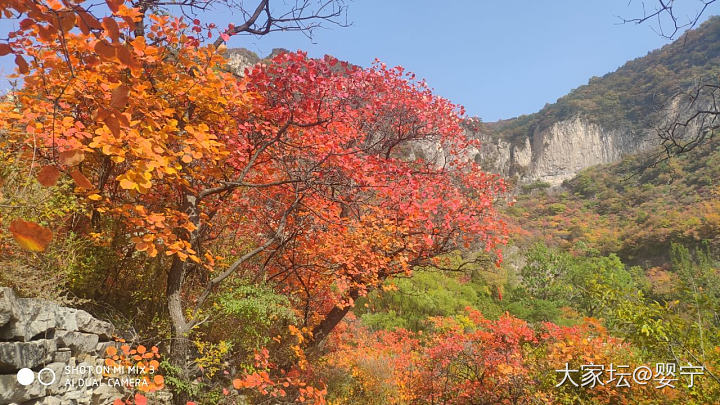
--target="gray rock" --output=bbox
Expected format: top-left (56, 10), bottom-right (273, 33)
top-left (143, 390), bottom-right (173, 405)
top-left (55, 331), bottom-right (98, 356)
top-left (0, 299), bottom-right (57, 342)
top-left (0, 372), bottom-right (45, 404)
top-left (89, 385), bottom-right (124, 405)
top-left (42, 362), bottom-right (71, 397)
top-left (54, 308), bottom-right (78, 333)
top-left (0, 340), bottom-right (55, 373)
top-left (22, 397), bottom-right (63, 405)
top-left (0, 288), bottom-right (20, 328)
top-left (0, 289), bottom-right (125, 404)
top-left (74, 312), bottom-right (113, 341)
top-left (58, 388), bottom-right (92, 405)
top-left (52, 349), bottom-right (71, 364)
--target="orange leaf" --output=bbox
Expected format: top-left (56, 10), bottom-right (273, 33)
top-left (77, 11), bottom-right (102, 34)
top-left (102, 17), bottom-right (120, 42)
top-left (15, 55), bottom-right (29, 74)
top-left (106, 0), bottom-right (122, 13)
top-left (70, 170), bottom-right (93, 190)
top-left (37, 165), bottom-right (61, 187)
top-left (0, 44), bottom-right (11, 56)
top-left (103, 114), bottom-right (121, 137)
top-left (115, 45), bottom-right (135, 66)
top-left (9, 219), bottom-right (53, 252)
top-left (59, 149), bottom-right (85, 166)
top-left (94, 39), bottom-right (116, 59)
top-left (59, 12), bottom-right (77, 32)
top-left (110, 85), bottom-right (129, 110)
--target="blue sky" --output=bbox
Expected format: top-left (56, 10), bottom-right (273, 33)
top-left (1, 0), bottom-right (718, 121)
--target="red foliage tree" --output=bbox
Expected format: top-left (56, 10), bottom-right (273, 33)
top-left (0, 1), bottom-right (507, 402)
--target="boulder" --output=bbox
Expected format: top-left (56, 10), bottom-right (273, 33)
top-left (54, 307), bottom-right (79, 332)
top-left (42, 361), bottom-right (72, 397)
top-left (75, 311), bottom-right (114, 341)
top-left (55, 331), bottom-right (99, 356)
top-left (0, 340), bottom-right (55, 373)
top-left (23, 397), bottom-right (63, 405)
top-left (0, 299), bottom-right (57, 342)
top-left (52, 348), bottom-right (71, 364)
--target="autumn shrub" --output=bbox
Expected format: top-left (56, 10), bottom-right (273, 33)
top-left (0, 146), bottom-right (94, 301)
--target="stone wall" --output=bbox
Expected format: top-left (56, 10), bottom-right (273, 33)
top-left (0, 287), bottom-right (144, 405)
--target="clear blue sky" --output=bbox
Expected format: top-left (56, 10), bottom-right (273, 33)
top-left (1, 0), bottom-right (718, 121)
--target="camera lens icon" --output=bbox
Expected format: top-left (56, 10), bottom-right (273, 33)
top-left (16, 367), bottom-right (56, 386)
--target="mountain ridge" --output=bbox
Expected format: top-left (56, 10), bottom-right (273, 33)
top-left (467, 16), bottom-right (720, 185)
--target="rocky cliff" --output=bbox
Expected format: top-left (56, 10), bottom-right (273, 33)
top-left (465, 116), bottom-right (655, 186)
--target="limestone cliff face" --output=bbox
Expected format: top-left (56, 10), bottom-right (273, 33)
top-left (466, 116), bottom-right (655, 186)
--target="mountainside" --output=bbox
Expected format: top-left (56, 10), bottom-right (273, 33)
top-left (507, 135), bottom-right (720, 264)
top-left (467, 16), bottom-right (720, 185)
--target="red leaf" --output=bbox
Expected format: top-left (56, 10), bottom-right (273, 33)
top-left (0, 44), bottom-right (11, 56)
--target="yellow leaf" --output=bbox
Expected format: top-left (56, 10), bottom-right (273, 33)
top-left (119, 178), bottom-right (136, 190)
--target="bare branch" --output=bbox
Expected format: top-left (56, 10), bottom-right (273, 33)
top-left (621, 0), bottom-right (718, 39)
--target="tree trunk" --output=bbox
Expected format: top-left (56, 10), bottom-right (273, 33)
top-left (310, 289), bottom-right (360, 347)
top-left (167, 257), bottom-right (191, 405)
